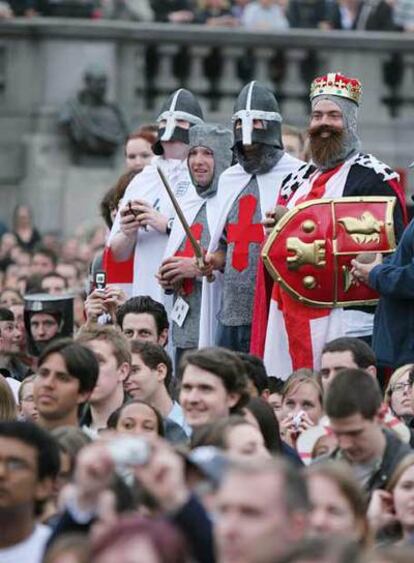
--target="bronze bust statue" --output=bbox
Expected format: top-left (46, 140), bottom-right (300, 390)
top-left (60, 65), bottom-right (128, 158)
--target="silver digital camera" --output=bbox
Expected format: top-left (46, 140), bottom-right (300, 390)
top-left (107, 436), bottom-right (151, 468)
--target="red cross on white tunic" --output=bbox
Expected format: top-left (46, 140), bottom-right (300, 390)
top-left (227, 194), bottom-right (264, 272)
top-left (175, 223), bottom-right (204, 295)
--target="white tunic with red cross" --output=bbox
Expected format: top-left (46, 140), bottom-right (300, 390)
top-left (199, 153), bottom-right (303, 347)
top-left (162, 188), bottom-right (217, 349)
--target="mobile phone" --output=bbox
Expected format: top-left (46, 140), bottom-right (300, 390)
top-left (94, 271), bottom-right (106, 291)
top-left (128, 201), bottom-right (140, 218)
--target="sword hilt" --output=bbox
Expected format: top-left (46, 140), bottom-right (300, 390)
top-left (196, 256), bottom-right (215, 283)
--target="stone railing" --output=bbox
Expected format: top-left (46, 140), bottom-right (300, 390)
top-left (0, 19), bottom-right (413, 232)
top-left (1, 19), bottom-right (414, 123)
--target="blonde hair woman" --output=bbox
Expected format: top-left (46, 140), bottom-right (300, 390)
top-left (279, 369), bottom-right (324, 448)
top-left (0, 374), bottom-right (17, 421)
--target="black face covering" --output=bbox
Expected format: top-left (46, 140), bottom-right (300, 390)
top-left (153, 88), bottom-right (204, 155)
top-left (232, 81), bottom-right (283, 149)
top-left (233, 122), bottom-right (283, 149)
top-left (157, 126), bottom-right (190, 145)
top-left (234, 143), bottom-right (284, 175)
top-left (153, 126), bottom-right (191, 155)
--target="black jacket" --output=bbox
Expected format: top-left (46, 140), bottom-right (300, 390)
top-left (150, 0), bottom-right (192, 22)
top-left (328, 0), bottom-right (396, 31)
top-left (327, 429), bottom-right (412, 497)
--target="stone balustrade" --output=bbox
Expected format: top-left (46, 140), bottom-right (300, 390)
top-left (0, 19), bottom-right (413, 233)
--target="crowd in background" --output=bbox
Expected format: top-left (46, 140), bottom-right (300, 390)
top-left (0, 18), bottom-right (413, 556)
top-left (0, 115), bottom-right (414, 562)
top-left (0, 0), bottom-right (413, 33)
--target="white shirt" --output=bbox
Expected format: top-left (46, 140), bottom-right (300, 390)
top-left (0, 524), bottom-right (51, 563)
top-left (168, 401), bottom-right (191, 436)
top-left (242, 3), bottom-right (289, 29)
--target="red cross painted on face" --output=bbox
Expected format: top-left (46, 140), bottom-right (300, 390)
top-left (227, 194), bottom-right (264, 272)
top-left (175, 223), bottom-right (204, 295)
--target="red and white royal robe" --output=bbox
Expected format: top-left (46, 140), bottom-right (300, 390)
top-left (199, 153), bottom-right (303, 347)
top-left (108, 157), bottom-right (194, 303)
top-left (251, 152), bottom-right (407, 380)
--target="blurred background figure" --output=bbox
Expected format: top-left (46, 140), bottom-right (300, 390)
top-left (368, 454), bottom-right (414, 546)
top-left (384, 364), bottom-right (414, 446)
top-left (124, 129), bottom-right (156, 173)
top-left (328, 0), bottom-right (396, 30)
top-left (306, 462), bottom-right (371, 549)
top-left (17, 375), bottom-right (38, 422)
top-left (0, 373), bottom-right (17, 421)
top-left (282, 124), bottom-right (306, 160)
top-left (242, 0), bottom-right (289, 30)
top-left (150, 0), bottom-right (194, 22)
top-left (12, 204), bottom-right (41, 253)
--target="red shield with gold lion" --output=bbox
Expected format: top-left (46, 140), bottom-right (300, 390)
top-left (262, 197), bottom-right (396, 307)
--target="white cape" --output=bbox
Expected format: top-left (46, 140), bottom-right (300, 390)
top-left (198, 153), bottom-right (304, 347)
top-left (109, 157), bottom-right (194, 302)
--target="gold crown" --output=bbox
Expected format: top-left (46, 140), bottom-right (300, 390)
top-left (310, 72), bottom-right (362, 105)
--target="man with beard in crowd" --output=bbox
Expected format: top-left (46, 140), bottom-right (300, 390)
top-left (258, 72), bottom-right (406, 379)
top-left (199, 81), bottom-right (303, 352)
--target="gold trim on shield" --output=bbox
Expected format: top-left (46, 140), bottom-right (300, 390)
top-left (262, 196), bottom-right (397, 308)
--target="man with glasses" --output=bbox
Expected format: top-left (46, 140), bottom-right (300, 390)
top-left (386, 368), bottom-right (414, 418)
top-left (385, 367), bottom-right (414, 447)
top-left (0, 421), bottom-right (60, 562)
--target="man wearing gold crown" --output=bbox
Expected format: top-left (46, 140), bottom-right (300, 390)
top-left (252, 72), bottom-right (406, 380)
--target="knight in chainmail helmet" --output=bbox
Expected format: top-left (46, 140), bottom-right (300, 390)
top-left (158, 123), bottom-right (233, 363)
top-left (188, 123), bottom-right (233, 198)
top-left (153, 88), bottom-right (204, 155)
top-left (108, 87), bottom-right (205, 303)
top-left (195, 81), bottom-right (303, 354)
top-left (232, 81), bottom-right (284, 175)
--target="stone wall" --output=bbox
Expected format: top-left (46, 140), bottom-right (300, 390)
top-left (0, 19), bottom-right (413, 235)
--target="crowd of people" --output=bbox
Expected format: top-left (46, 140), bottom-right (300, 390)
top-left (0, 66), bottom-right (414, 563)
top-left (1, 0), bottom-right (413, 32)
